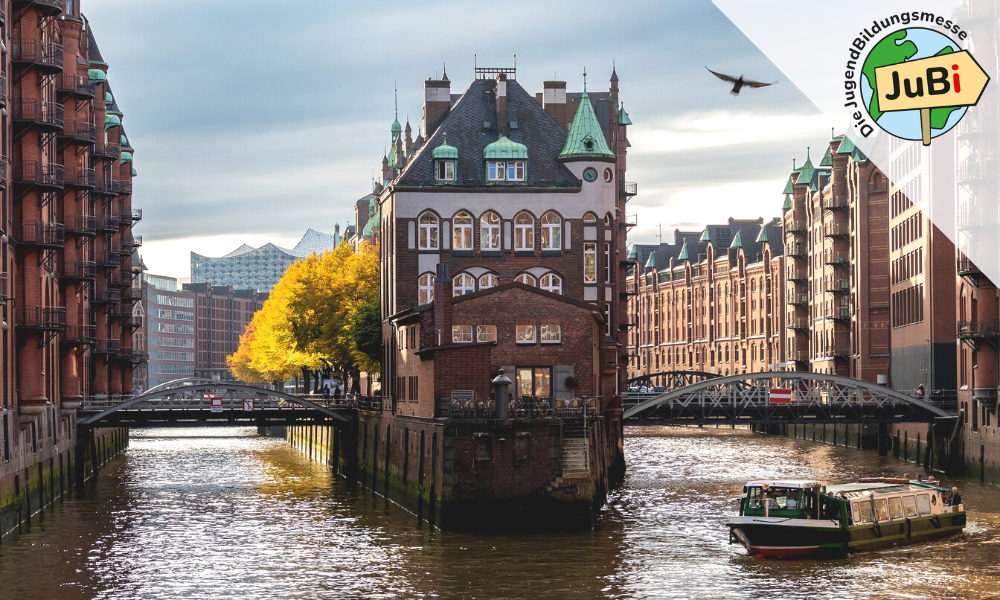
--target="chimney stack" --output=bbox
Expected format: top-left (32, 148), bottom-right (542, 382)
top-left (496, 73), bottom-right (508, 135)
top-left (433, 263), bottom-right (452, 345)
top-left (423, 70), bottom-right (452, 138)
top-left (542, 81), bottom-right (567, 131)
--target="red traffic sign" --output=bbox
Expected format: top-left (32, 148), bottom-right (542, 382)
top-left (769, 388), bottom-right (793, 404)
top-left (242, 399), bottom-right (254, 412)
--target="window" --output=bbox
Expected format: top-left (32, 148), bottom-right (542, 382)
top-left (488, 161), bottom-right (505, 181)
top-left (540, 212), bottom-right (561, 250)
top-left (515, 273), bottom-right (536, 286)
top-left (540, 324), bottom-right (561, 343)
top-left (514, 212), bottom-right (534, 251)
top-left (916, 494), bottom-right (931, 515)
top-left (902, 495), bottom-right (918, 517)
top-left (478, 273), bottom-right (498, 289)
top-left (584, 243), bottom-right (597, 283)
top-left (477, 325), bottom-right (497, 342)
top-left (539, 273), bottom-right (562, 294)
top-left (507, 161), bottom-right (525, 181)
top-left (516, 367), bottom-right (551, 397)
top-left (516, 324), bottom-right (536, 344)
top-left (418, 273), bottom-right (434, 305)
top-left (453, 273), bottom-right (475, 296)
top-left (418, 212), bottom-right (439, 250)
top-left (604, 243), bottom-right (612, 283)
top-left (453, 211), bottom-right (473, 249)
top-left (452, 325), bottom-right (473, 343)
top-left (480, 212), bottom-right (500, 250)
top-left (888, 497), bottom-right (904, 520)
top-left (436, 160), bottom-right (456, 182)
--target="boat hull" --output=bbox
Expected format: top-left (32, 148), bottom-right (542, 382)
top-left (728, 512), bottom-right (966, 558)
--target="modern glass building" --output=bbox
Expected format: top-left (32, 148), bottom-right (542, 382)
top-left (190, 228), bottom-right (341, 291)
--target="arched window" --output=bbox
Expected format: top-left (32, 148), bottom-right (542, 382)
top-left (539, 273), bottom-right (562, 294)
top-left (418, 273), bottom-right (434, 304)
top-left (583, 212), bottom-right (597, 223)
top-left (514, 212), bottom-right (534, 251)
top-left (453, 273), bottom-right (476, 296)
top-left (453, 211), bottom-right (473, 250)
top-left (540, 212), bottom-right (561, 251)
top-left (515, 273), bottom-right (536, 286)
top-left (480, 211), bottom-right (500, 251)
top-left (418, 212), bottom-right (439, 250)
top-left (478, 273), bottom-right (498, 289)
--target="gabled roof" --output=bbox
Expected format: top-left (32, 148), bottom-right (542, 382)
top-left (618, 104), bottom-right (632, 126)
top-left (782, 171), bottom-right (800, 194)
top-left (86, 25), bottom-right (107, 67)
top-left (795, 150), bottom-right (815, 188)
top-left (819, 145), bottom-right (834, 167)
top-left (484, 134), bottom-right (528, 160)
top-left (730, 230), bottom-right (743, 249)
top-left (782, 193), bottom-right (792, 211)
top-left (394, 79), bottom-right (579, 189)
top-left (559, 89), bottom-right (615, 160)
top-left (644, 251), bottom-right (656, 269)
top-left (431, 133), bottom-right (458, 159)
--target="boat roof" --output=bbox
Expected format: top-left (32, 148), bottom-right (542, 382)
top-left (826, 482), bottom-right (944, 498)
top-left (745, 480), bottom-right (825, 489)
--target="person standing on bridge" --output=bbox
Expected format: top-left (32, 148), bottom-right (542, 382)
top-left (916, 384), bottom-right (926, 398)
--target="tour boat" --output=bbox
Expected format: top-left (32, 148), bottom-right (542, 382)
top-left (727, 478), bottom-right (966, 558)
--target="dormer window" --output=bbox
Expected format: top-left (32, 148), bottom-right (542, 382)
top-left (486, 160), bottom-right (525, 181)
top-left (483, 134), bottom-right (528, 183)
top-left (436, 160), bottom-right (456, 182)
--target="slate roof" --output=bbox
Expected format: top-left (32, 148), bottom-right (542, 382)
top-left (86, 25), bottom-right (106, 66)
top-left (394, 79), bottom-right (580, 189)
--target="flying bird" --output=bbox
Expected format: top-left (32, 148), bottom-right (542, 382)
top-left (706, 67), bottom-right (776, 95)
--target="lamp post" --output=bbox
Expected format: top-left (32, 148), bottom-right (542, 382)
top-left (492, 368), bottom-right (511, 420)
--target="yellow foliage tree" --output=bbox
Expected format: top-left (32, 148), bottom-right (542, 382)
top-left (228, 241), bottom-right (380, 391)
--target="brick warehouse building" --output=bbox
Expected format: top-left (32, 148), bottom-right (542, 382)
top-left (625, 218), bottom-right (785, 382)
top-left (353, 63), bottom-right (633, 528)
top-left (1, 2), bottom-right (137, 535)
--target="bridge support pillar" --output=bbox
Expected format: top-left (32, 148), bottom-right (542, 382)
top-left (877, 422), bottom-right (890, 457)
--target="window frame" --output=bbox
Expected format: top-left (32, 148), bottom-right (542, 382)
top-left (539, 272), bottom-right (562, 294)
top-left (435, 159), bottom-right (456, 182)
top-left (476, 324), bottom-right (497, 343)
top-left (487, 161), bottom-right (505, 181)
top-left (418, 212), bottom-right (439, 251)
top-left (452, 324), bottom-right (473, 343)
top-left (515, 324), bottom-right (537, 344)
top-left (506, 160), bottom-right (525, 181)
top-left (418, 272), bottom-right (434, 305)
top-left (514, 212), bottom-right (534, 251)
top-left (453, 273), bottom-right (476, 296)
top-left (540, 211), bottom-right (562, 251)
top-left (515, 273), bottom-right (537, 287)
top-left (452, 211), bottom-right (473, 250)
top-left (480, 211), bottom-right (501, 251)
top-left (478, 273), bottom-right (498, 289)
top-left (584, 242), bottom-right (597, 283)
top-left (540, 324), bottom-right (562, 344)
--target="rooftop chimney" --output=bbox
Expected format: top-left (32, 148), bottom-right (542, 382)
top-left (423, 72), bottom-right (452, 138)
top-left (496, 73), bottom-right (508, 135)
top-left (433, 263), bottom-right (452, 345)
top-left (542, 81), bottom-right (568, 131)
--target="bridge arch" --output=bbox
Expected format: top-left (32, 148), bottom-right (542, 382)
top-left (78, 381), bottom-right (351, 426)
top-left (623, 371), bottom-right (954, 423)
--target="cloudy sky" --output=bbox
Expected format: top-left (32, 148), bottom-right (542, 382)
top-left (85, 0), bottom-right (830, 280)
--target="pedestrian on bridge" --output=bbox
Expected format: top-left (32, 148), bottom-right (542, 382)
top-left (916, 384), bottom-right (926, 398)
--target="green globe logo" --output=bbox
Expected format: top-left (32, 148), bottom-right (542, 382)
top-left (861, 28), bottom-right (966, 141)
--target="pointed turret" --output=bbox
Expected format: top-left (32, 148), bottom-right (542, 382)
top-left (730, 230), bottom-right (744, 249)
top-left (677, 239), bottom-right (690, 262)
top-left (391, 83), bottom-right (402, 139)
top-left (644, 251), bottom-right (656, 270)
top-left (782, 194), bottom-right (792, 212)
top-left (558, 69), bottom-right (615, 160)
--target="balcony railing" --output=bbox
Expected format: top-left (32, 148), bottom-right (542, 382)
top-left (957, 160), bottom-right (998, 183)
top-left (957, 255), bottom-right (983, 277)
top-left (11, 99), bottom-right (65, 130)
top-left (124, 315), bottom-right (143, 329)
top-left (954, 2), bottom-right (994, 21)
top-left (121, 235), bottom-right (142, 250)
top-left (62, 324), bottom-right (97, 345)
top-left (958, 320), bottom-right (1000, 339)
top-left (791, 350), bottom-right (810, 362)
top-left (64, 166), bottom-right (96, 189)
top-left (60, 120), bottom-right (97, 144)
top-left (827, 277), bottom-right (850, 292)
top-left (97, 213), bottom-right (120, 232)
top-left (823, 195), bottom-right (850, 210)
top-left (785, 244), bottom-right (807, 258)
top-left (790, 293), bottom-right (809, 305)
top-left (93, 339), bottom-right (122, 355)
top-left (0, 73), bottom-right (7, 106)
top-left (92, 288), bottom-right (121, 305)
top-left (0, 156), bottom-right (7, 189)
top-left (436, 396), bottom-right (599, 420)
top-left (96, 252), bottom-right (119, 269)
top-left (12, 161), bottom-right (65, 188)
top-left (826, 307), bottom-right (852, 321)
top-left (18, 306), bottom-right (66, 330)
top-left (786, 317), bottom-right (809, 330)
top-left (10, 40), bottom-right (64, 71)
top-left (824, 221), bottom-right (850, 237)
top-left (785, 219), bottom-right (806, 233)
top-left (120, 208), bottom-right (143, 225)
top-left (824, 250), bottom-right (849, 265)
top-left (787, 266), bottom-right (807, 280)
top-left (623, 213), bottom-right (638, 228)
top-left (92, 141), bottom-right (120, 160)
top-left (56, 73), bottom-right (96, 98)
top-left (0, 273), bottom-right (6, 301)
top-left (622, 181), bottom-right (637, 198)
top-left (957, 206), bottom-right (999, 229)
top-left (822, 345), bottom-right (851, 358)
top-left (13, 221), bottom-right (65, 247)
top-left (109, 271), bottom-right (134, 288)
top-left (63, 260), bottom-right (97, 281)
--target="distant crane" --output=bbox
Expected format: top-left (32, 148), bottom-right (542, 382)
top-left (706, 67), bottom-right (776, 95)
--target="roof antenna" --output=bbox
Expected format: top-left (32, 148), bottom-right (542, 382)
top-left (793, 158), bottom-right (796, 169)
top-left (583, 67), bottom-right (587, 93)
top-left (394, 82), bottom-right (398, 120)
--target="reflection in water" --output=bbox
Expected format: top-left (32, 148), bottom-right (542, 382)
top-left (0, 426), bottom-right (999, 599)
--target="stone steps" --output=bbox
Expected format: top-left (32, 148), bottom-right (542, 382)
top-left (561, 437), bottom-right (588, 478)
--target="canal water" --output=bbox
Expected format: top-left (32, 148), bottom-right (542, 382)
top-left (0, 427), bottom-right (998, 600)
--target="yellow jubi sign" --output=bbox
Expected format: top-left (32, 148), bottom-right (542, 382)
top-left (874, 50), bottom-right (990, 145)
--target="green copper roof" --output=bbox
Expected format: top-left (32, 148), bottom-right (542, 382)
top-left (783, 171), bottom-right (800, 194)
top-left (120, 151), bottom-right (133, 164)
top-left (131, 167), bottom-right (137, 177)
top-left (105, 114), bottom-right (121, 128)
top-left (559, 91), bottom-right (615, 160)
top-left (755, 225), bottom-right (769, 243)
top-left (795, 150), bottom-right (815, 186)
top-left (677, 239), bottom-right (690, 262)
top-left (391, 117), bottom-right (401, 137)
top-left (730, 230), bottom-right (743, 249)
top-left (88, 69), bottom-right (106, 82)
top-left (618, 104), bottom-right (632, 126)
top-left (431, 133), bottom-right (458, 159)
top-left (106, 92), bottom-right (113, 105)
top-left (644, 252), bottom-right (656, 269)
top-left (700, 229), bottom-right (711, 242)
top-left (120, 134), bottom-right (133, 151)
top-left (627, 245), bottom-right (637, 260)
top-left (819, 145), bottom-right (833, 167)
top-left (782, 193), bottom-right (792, 211)
top-left (484, 134), bottom-right (528, 160)
top-left (836, 135), bottom-right (856, 155)
top-left (362, 203), bottom-right (381, 238)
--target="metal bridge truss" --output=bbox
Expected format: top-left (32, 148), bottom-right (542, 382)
top-left (623, 372), bottom-right (956, 425)
top-left (77, 378), bottom-right (352, 427)
top-left (624, 370), bottom-right (721, 412)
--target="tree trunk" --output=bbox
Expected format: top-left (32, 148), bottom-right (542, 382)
top-left (301, 367), bottom-right (312, 395)
top-left (350, 367), bottom-right (362, 394)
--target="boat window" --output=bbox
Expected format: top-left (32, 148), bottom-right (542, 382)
top-left (767, 488), bottom-right (799, 510)
top-left (876, 499), bottom-right (890, 521)
top-left (888, 497), bottom-right (904, 520)
top-left (902, 495), bottom-right (919, 517)
top-left (747, 487), bottom-right (763, 510)
top-left (916, 494), bottom-right (932, 515)
top-left (853, 502), bottom-right (871, 524)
